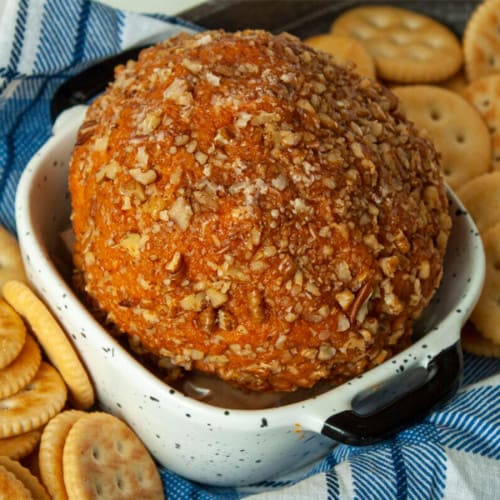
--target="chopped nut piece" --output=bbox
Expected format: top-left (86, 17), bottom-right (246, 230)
top-left (138, 111), bottom-right (162, 134)
top-left (129, 168), bottom-right (157, 185)
top-left (168, 197), bottom-right (193, 231)
top-left (206, 287), bottom-right (228, 307)
top-left (217, 309), bottom-right (235, 331)
top-left (180, 292), bottom-right (206, 312)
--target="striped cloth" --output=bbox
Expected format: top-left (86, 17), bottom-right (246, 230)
top-left (1, 1), bottom-right (499, 498)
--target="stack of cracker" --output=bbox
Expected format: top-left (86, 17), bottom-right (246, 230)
top-left (0, 224), bottom-right (164, 499)
top-left (304, 0), bottom-right (500, 358)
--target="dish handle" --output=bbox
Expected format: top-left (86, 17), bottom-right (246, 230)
top-left (321, 343), bottom-right (462, 445)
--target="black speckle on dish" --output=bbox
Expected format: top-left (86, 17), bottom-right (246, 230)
top-left (422, 344), bottom-right (428, 349)
top-left (156, 434), bottom-right (160, 439)
top-left (455, 208), bottom-right (467, 216)
top-left (399, 365), bottom-right (405, 372)
top-left (255, 459), bottom-right (262, 463)
top-left (150, 396), bottom-right (159, 402)
top-left (116, 402), bottom-right (122, 408)
top-left (217, 473), bottom-right (223, 477)
top-left (392, 359), bottom-right (397, 364)
top-left (185, 413), bottom-right (191, 418)
top-left (175, 443), bottom-right (181, 449)
top-left (240, 449), bottom-right (246, 452)
top-left (169, 389), bottom-right (175, 395)
top-left (80, 331), bottom-right (87, 338)
top-left (224, 410), bottom-right (230, 416)
top-left (260, 418), bottom-right (268, 428)
top-left (71, 333), bottom-right (76, 340)
top-left (456, 309), bottom-right (462, 313)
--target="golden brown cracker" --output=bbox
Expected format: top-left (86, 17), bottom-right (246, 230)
top-left (0, 429), bottom-right (41, 461)
top-left (463, 0), bottom-right (500, 81)
top-left (463, 74), bottom-right (500, 170)
top-left (304, 33), bottom-right (375, 78)
top-left (330, 6), bottom-right (463, 83)
top-left (456, 171), bottom-right (500, 233)
top-left (2, 280), bottom-right (94, 410)
top-left (470, 223), bottom-right (500, 345)
top-left (0, 362), bottom-right (67, 438)
top-left (39, 410), bottom-right (87, 500)
top-left (392, 85), bottom-right (491, 189)
top-left (462, 322), bottom-right (500, 358)
top-left (0, 334), bottom-right (42, 400)
top-left (0, 456), bottom-right (49, 500)
top-left (0, 224), bottom-right (27, 295)
top-left (63, 412), bottom-right (164, 500)
top-left (0, 463), bottom-right (32, 499)
top-left (0, 298), bottom-right (27, 370)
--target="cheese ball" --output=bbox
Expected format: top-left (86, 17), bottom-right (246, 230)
top-left (69, 30), bottom-right (451, 392)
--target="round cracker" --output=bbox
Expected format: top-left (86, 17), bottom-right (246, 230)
top-left (0, 429), bottom-right (41, 460)
top-left (456, 171), bottom-right (500, 233)
top-left (0, 362), bottom-right (67, 438)
top-left (0, 463), bottom-right (32, 499)
top-left (0, 455), bottom-right (49, 500)
top-left (463, 74), bottom-right (500, 170)
top-left (304, 33), bottom-right (375, 78)
top-left (2, 281), bottom-right (94, 410)
top-left (462, 322), bottom-right (500, 358)
top-left (330, 6), bottom-right (463, 83)
top-left (0, 224), bottom-right (27, 296)
top-left (471, 223), bottom-right (500, 345)
top-left (0, 334), bottom-right (42, 400)
top-left (39, 410), bottom-right (87, 500)
top-left (63, 412), bottom-right (164, 500)
top-left (0, 298), bottom-right (27, 370)
top-left (392, 85), bottom-right (492, 189)
top-left (463, 0), bottom-right (500, 82)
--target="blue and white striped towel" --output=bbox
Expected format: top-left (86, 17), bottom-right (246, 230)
top-left (1, 0), bottom-right (499, 498)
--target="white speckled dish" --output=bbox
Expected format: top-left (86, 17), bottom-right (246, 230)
top-left (15, 105), bottom-right (485, 486)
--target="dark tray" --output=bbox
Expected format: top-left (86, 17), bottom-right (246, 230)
top-left (50, 0), bottom-right (480, 120)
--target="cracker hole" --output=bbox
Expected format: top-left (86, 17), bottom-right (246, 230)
top-left (92, 446), bottom-right (101, 461)
top-left (488, 56), bottom-right (496, 67)
top-left (455, 133), bottom-right (465, 144)
top-left (115, 440), bottom-right (124, 455)
top-left (115, 475), bottom-right (125, 490)
top-left (493, 261), bottom-right (500, 271)
top-left (430, 109), bottom-right (441, 121)
top-left (443, 167), bottom-right (452, 176)
top-left (136, 470), bottom-right (144, 483)
top-left (482, 99), bottom-right (491, 108)
top-left (94, 480), bottom-right (103, 496)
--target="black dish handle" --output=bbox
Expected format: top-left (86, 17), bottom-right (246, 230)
top-left (322, 343), bottom-right (462, 446)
